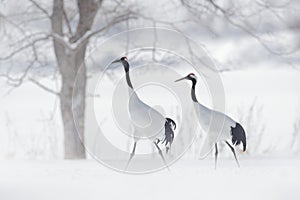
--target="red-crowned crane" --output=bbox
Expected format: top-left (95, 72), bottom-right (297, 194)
top-left (111, 57), bottom-right (176, 170)
top-left (175, 73), bottom-right (246, 168)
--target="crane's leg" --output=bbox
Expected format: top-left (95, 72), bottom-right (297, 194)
top-left (165, 141), bottom-right (172, 154)
top-left (225, 141), bottom-right (240, 168)
top-left (125, 141), bottom-right (137, 171)
top-left (154, 142), bottom-right (170, 171)
top-left (166, 147), bottom-right (169, 154)
top-left (214, 143), bottom-right (218, 170)
top-left (166, 142), bottom-right (170, 154)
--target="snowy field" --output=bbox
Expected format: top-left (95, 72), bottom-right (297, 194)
top-left (1, 157), bottom-right (300, 200)
top-left (1, 68), bottom-right (300, 200)
top-left (1, 1), bottom-right (300, 200)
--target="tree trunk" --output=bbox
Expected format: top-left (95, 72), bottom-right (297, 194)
top-left (51, 0), bottom-right (99, 159)
top-left (60, 49), bottom-right (87, 159)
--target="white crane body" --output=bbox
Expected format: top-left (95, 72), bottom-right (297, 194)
top-left (176, 73), bottom-right (246, 168)
top-left (127, 87), bottom-right (166, 141)
top-left (111, 57), bottom-right (176, 170)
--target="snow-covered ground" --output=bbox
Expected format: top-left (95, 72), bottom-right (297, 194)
top-left (1, 1), bottom-right (300, 199)
top-left (1, 67), bottom-right (299, 200)
top-left (1, 157), bottom-right (299, 200)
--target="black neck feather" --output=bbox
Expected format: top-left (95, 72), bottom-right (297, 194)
top-left (122, 61), bottom-right (133, 89)
top-left (126, 71), bottom-right (133, 89)
top-left (191, 79), bottom-right (198, 102)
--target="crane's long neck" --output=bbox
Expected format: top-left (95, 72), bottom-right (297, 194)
top-left (191, 79), bottom-right (198, 102)
top-left (123, 61), bottom-right (133, 89)
top-left (126, 71), bottom-right (133, 89)
top-left (122, 60), bottom-right (141, 105)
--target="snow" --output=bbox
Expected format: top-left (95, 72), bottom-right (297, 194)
top-left (1, 1), bottom-right (300, 199)
top-left (1, 157), bottom-right (300, 200)
top-left (0, 67), bottom-right (300, 159)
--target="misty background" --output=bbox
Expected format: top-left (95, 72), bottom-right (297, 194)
top-left (0, 0), bottom-right (299, 160)
top-left (1, 1), bottom-right (300, 200)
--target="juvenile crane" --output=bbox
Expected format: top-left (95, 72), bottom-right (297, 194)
top-left (111, 57), bottom-right (176, 170)
top-left (175, 73), bottom-right (246, 168)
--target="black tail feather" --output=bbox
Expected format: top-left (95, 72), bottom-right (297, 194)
top-left (231, 123), bottom-right (246, 151)
top-left (162, 118), bottom-right (176, 153)
top-left (165, 118), bottom-right (176, 130)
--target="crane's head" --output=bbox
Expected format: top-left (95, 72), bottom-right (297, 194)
top-left (175, 73), bottom-right (197, 83)
top-left (111, 56), bottom-right (129, 72)
top-left (112, 56), bottom-right (128, 62)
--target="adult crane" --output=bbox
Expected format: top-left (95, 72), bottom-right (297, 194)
top-left (111, 57), bottom-right (176, 170)
top-left (175, 73), bottom-right (246, 168)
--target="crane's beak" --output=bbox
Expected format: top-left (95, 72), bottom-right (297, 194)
top-left (111, 59), bottom-right (121, 64)
top-left (175, 76), bottom-right (187, 82)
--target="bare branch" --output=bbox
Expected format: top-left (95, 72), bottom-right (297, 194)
top-left (62, 7), bottom-right (73, 35)
top-left (180, 0), bottom-right (298, 56)
top-left (207, 0), bottom-right (227, 14)
top-left (85, 11), bottom-right (137, 40)
top-left (0, 36), bottom-right (50, 60)
top-left (50, 33), bottom-right (73, 49)
top-left (29, 78), bottom-right (60, 96)
top-left (28, 0), bottom-right (50, 18)
top-left (69, 0), bottom-right (101, 43)
top-left (0, 54), bottom-right (36, 88)
top-left (205, 0), bottom-right (298, 56)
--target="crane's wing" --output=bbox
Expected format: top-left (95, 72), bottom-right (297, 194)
top-left (128, 91), bottom-right (165, 138)
top-left (198, 108), bottom-right (236, 159)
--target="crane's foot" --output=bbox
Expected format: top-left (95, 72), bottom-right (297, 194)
top-left (124, 141), bottom-right (137, 171)
top-left (215, 143), bottom-right (218, 170)
top-left (154, 142), bottom-right (170, 171)
top-left (225, 141), bottom-right (240, 168)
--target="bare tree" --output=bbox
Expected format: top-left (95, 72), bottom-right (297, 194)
top-left (180, 0), bottom-right (300, 70)
top-left (0, 0), bottom-right (136, 159)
